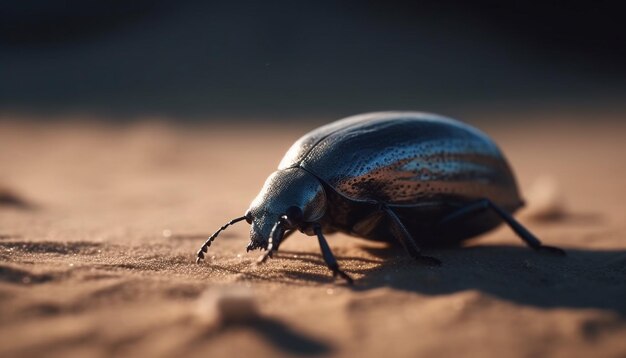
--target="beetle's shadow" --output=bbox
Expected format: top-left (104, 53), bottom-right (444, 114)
top-left (350, 244), bottom-right (626, 315)
top-left (225, 241), bottom-right (626, 315)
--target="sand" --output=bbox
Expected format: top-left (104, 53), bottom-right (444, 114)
top-left (1, 110), bottom-right (625, 358)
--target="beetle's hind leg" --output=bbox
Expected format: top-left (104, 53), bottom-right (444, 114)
top-left (312, 223), bottom-right (353, 284)
top-left (438, 199), bottom-right (566, 256)
top-left (382, 206), bottom-right (442, 266)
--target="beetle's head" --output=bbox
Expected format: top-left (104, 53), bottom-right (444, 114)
top-left (245, 168), bottom-right (326, 251)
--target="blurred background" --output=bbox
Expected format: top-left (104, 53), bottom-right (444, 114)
top-left (1, 0), bottom-right (625, 120)
top-left (2, 3), bottom-right (626, 357)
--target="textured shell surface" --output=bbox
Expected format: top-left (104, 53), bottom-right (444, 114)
top-left (278, 111), bottom-right (522, 209)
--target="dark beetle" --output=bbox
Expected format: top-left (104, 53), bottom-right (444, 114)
top-left (196, 111), bottom-right (565, 283)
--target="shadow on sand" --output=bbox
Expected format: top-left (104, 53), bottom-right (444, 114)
top-left (192, 316), bottom-right (332, 356)
top-left (355, 244), bottom-right (626, 315)
top-left (274, 244), bottom-right (626, 316)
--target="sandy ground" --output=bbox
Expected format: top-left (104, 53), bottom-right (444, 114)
top-left (1, 110), bottom-right (625, 358)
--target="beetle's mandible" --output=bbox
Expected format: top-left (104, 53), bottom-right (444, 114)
top-left (196, 111), bottom-right (565, 284)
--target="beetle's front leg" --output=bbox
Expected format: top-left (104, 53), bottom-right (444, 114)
top-left (256, 223), bottom-right (299, 264)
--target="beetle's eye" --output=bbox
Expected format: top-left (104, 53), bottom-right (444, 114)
top-left (285, 206), bottom-right (303, 223)
top-left (244, 211), bottom-right (253, 224)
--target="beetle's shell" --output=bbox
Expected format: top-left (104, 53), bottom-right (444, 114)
top-left (279, 112), bottom-right (522, 211)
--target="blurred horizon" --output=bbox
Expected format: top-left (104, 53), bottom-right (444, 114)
top-left (1, 0), bottom-right (625, 120)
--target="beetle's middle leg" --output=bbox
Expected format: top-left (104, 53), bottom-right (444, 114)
top-left (437, 199), bottom-right (566, 256)
top-left (382, 206), bottom-right (442, 266)
top-left (313, 223), bottom-right (353, 284)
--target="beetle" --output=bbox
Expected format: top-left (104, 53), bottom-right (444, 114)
top-left (196, 111), bottom-right (565, 284)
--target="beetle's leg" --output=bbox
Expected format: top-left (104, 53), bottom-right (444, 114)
top-left (438, 199), bottom-right (566, 256)
top-left (382, 206), bottom-right (442, 266)
top-left (257, 230), bottom-right (296, 264)
top-left (275, 229), bottom-right (295, 250)
top-left (196, 215), bottom-right (247, 264)
top-left (257, 220), bottom-right (287, 264)
top-left (257, 221), bottom-right (296, 264)
top-left (313, 223), bottom-right (353, 284)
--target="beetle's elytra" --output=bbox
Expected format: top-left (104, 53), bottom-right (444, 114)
top-left (196, 111), bottom-right (565, 283)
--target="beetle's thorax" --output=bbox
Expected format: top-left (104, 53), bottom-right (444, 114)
top-left (247, 168), bottom-right (326, 248)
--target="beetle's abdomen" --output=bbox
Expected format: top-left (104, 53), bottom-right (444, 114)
top-left (330, 138), bottom-right (519, 206)
top-left (294, 112), bottom-right (522, 210)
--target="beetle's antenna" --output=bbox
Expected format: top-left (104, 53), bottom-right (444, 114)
top-left (196, 215), bottom-right (247, 264)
